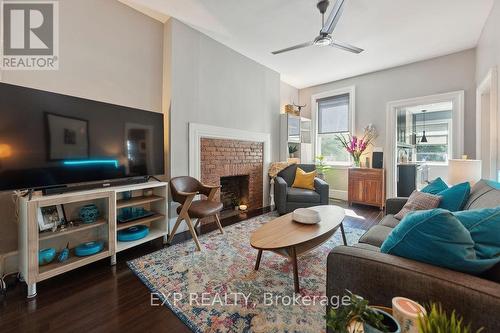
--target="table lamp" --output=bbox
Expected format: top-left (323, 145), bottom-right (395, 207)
top-left (448, 159), bottom-right (482, 186)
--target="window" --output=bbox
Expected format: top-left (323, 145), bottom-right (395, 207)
top-left (316, 92), bottom-right (352, 164)
top-left (414, 109), bottom-right (452, 164)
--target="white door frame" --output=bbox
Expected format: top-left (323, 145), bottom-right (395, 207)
top-left (385, 91), bottom-right (464, 198)
top-left (476, 67), bottom-right (498, 180)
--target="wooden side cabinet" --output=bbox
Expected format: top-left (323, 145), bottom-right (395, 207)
top-left (348, 168), bottom-right (385, 210)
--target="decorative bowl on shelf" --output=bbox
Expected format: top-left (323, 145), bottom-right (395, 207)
top-left (75, 241), bottom-right (104, 257)
top-left (39, 248), bottom-right (56, 265)
top-left (79, 204), bottom-right (99, 224)
top-left (292, 208), bottom-right (321, 224)
top-left (117, 225), bottom-right (149, 242)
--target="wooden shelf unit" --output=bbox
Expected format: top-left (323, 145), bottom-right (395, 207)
top-left (116, 194), bottom-right (164, 209)
top-left (18, 181), bottom-right (168, 298)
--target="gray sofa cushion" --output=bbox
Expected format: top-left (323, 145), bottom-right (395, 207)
top-left (464, 180), bottom-right (500, 210)
top-left (287, 187), bottom-right (321, 203)
top-left (353, 243), bottom-right (381, 252)
top-left (359, 225), bottom-right (394, 247)
top-left (379, 214), bottom-right (400, 228)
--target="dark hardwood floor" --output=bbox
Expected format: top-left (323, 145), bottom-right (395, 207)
top-left (0, 202), bottom-right (382, 333)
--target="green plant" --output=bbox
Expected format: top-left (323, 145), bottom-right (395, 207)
top-left (326, 290), bottom-right (389, 333)
top-left (288, 145), bottom-right (298, 155)
top-left (418, 303), bottom-right (483, 333)
top-left (315, 155), bottom-right (332, 175)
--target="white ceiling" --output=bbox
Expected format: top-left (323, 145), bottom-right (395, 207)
top-left (123, 0), bottom-right (494, 89)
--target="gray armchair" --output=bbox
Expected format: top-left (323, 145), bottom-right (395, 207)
top-left (273, 164), bottom-right (329, 215)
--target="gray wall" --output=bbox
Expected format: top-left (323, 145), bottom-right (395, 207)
top-left (168, 19), bottom-right (280, 200)
top-left (280, 81), bottom-right (299, 113)
top-left (299, 49), bottom-right (477, 193)
top-left (0, 0), bottom-right (164, 254)
top-left (476, 2), bottom-right (500, 84)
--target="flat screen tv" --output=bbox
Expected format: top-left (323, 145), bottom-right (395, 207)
top-left (0, 83), bottom-right (165, 191)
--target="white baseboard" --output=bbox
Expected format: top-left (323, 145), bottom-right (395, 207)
top-left (329, 190), bottom-right (348, 201)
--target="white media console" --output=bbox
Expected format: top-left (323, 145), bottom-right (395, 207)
top-left (18, 181), bottom-right (168, 298)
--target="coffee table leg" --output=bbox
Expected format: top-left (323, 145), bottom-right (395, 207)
top-left (254, 250), bottom-right (263, 270)
top-left (290, 246), bottom-right (299, 293)
top-left (340, 222), bottom-right (347, 246)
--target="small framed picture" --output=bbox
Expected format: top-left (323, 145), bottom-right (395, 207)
top-left (38, 205), bottom-right (65, 231)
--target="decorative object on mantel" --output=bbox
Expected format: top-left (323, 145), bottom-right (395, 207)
top-left (239, 204), bottom-right (248, 211)
top-left (79, 204), bottom-right (99, 224)
top-left (315, 155), bottom-right (332, 180)
top-left (292, 208), bottom-right (321, 224)
top-left (337, 124), bottom-right (378, 167)
top-left (284, 104), bottom-right (298, 115)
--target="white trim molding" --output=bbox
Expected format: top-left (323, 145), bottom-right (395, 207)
top-left (329, 189), bottom-right (348, 201)
top-left (385, 91), bottom-right (465, 198)
top-left (311, 85), bottom-right (356, 165)
top-left (476, 67), bottom-right (498, 181)
top-left (188, 123), bottom-right (271, 205)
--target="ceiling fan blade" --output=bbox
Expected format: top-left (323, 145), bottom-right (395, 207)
top-left (331, 39), bottom-right (363, 53)
top-left (271, 41), bottom-right (313, 55)
top-left (320, 0), bottom-right (346, 35)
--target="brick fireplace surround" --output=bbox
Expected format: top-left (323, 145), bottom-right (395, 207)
top-left (200, 138), bottom-right (263, 212)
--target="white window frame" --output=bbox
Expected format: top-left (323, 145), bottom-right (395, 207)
top-left (386, 91), bottom-right (464, 198)
top-left (414, 117), bottom-right (453, 166)
top-left (311, 86), bottom-right (355, 167)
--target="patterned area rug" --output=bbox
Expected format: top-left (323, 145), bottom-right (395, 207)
top-left (128, 212), bottom-right (365, 333)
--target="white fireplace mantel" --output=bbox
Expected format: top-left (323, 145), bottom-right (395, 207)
top-left (188, 122), bottom-right (271, 205)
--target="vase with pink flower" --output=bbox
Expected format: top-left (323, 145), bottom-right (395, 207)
top-left (337, 125), bottom-right (377, 168)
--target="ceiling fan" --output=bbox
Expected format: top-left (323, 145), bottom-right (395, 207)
top-left (272, 0), bottom-right (363, 55)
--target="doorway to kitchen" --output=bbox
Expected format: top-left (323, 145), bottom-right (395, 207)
top-left (386, 91), bottom-right (464, 198)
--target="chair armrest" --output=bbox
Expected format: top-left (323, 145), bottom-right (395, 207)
top-left (385, 197), bottom-right (408, 215)
top-left (314, 178), bottom-right (329, 205)
top-left (200, 184), bottom-right (221, 199)
top-left (274, 176), bottom-right (288, 215)
top-left (177, 190), bottom-right (198, 197)
top-left (327, 246), bottom-right (500, 332)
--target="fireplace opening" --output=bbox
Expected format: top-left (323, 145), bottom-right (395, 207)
top-left (220, 175), bottom-right (249, 211)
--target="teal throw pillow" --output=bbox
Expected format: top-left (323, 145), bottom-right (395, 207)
top-left (437, 182), bottom-right (470, 211)
top-left (454, 207), bottom-right (500, 259)
top-left (421, 177), bottom-right (448, 195)
top-left (381, 209), bottom-right (500, 274)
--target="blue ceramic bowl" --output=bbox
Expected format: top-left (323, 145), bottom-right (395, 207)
top-left (39, 248), bottom-right (56, 266)
top-left (117, 225), bottom-right (149, 242)
top-left (75, 241), bottom-right (104, 257)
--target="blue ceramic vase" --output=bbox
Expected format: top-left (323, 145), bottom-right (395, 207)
top-left (79, 204), bottom-right (99, 224)
top-left (39, 248), bottom-right (56, 265)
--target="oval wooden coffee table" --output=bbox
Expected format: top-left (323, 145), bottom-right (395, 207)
top-left (250, 205), bottom-right (346, 293)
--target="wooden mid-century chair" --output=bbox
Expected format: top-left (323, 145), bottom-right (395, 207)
top-left (168, 176), bottom-right (224, 251)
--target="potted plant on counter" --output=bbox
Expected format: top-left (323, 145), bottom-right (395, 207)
top-left (326, 290), bottom-right (400, 333)
top-left (288, 145), bottom-right (298, 158)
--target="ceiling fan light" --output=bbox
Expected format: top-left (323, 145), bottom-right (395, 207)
top-left (314, 35), bottom-right (332, 46)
